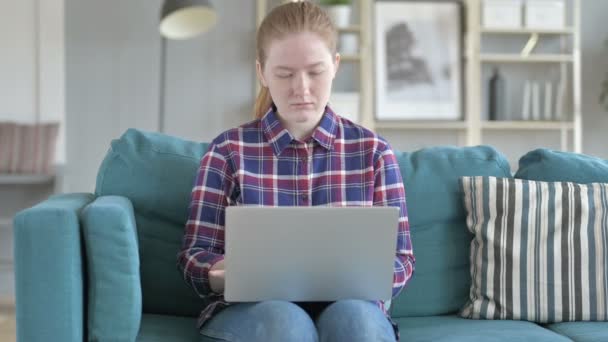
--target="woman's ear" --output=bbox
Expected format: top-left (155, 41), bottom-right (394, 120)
top-left (332, 53), bottom-right (341, 79)
top-left (256, 60), bottom-right (268, 88)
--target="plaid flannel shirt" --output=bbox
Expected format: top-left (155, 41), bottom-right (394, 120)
top-left (178, 106), bottom-right (415, 337)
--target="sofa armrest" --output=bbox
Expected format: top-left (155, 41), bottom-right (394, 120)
top-left (81, 195), bottom-right (141, 342)
top-left (13, 193), bottom-right (95, 342)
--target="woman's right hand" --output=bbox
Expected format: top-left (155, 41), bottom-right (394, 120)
top-left (209, 259), bottom-right (225, 293)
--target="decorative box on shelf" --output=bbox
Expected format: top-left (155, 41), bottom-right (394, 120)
top-left (525, 0), bottom-right (566, 30)
top-left (482, 0), bottom-right (523, 29)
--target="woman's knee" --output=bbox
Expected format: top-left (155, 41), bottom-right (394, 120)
top-left (316, 300), bottom-right (396, 342)
top-left (254, 301), bottom-right (317, 335)
top-left (200, 301), bottom-right (318, 342)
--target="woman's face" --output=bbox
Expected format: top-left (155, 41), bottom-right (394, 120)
top-left (257, 32), bottom-right (339, 127)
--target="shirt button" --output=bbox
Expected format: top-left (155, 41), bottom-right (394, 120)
top-left (301, 194), bottom-right (308, 201)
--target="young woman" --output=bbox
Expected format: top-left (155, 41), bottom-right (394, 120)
top-left (178, 2), bottom-right (415, 341)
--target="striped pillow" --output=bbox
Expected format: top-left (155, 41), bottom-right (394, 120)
top-left (459, 176), bottom-right (608, 323)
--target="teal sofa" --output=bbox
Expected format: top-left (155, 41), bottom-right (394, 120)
top-left (13, 129), bottom-right (608, 341)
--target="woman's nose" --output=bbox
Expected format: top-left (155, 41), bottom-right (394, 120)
top-left (292, 73), bottom-right (310, 96)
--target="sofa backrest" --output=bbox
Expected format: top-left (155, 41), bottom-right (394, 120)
top-left (95, 129), bottom-right (514, 318)
top-left (95, 129), bottom-right (209, 317)
top-left (389, 146), bottom-right (512, 318)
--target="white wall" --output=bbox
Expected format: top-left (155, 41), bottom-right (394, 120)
top-left (0, 0), bottom-right (65, 164)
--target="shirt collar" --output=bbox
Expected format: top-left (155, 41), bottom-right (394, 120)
top-left (261, 104), bottom-right (338, 156)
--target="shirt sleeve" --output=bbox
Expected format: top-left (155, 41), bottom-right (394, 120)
top-left (177, 143), bottom-right (234, 297)
top-left (373, 147), bottom-right (415, 298)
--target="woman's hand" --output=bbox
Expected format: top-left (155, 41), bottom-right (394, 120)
top-left (209, 259), bottom-right (225, 293)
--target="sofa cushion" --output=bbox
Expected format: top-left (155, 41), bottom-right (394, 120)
top-left (516, 149), bottom-right (608, 183)
top-left (394, 315), bottom-right (572, 341)
top-left (136, 314), bottom-right (199, 342)
top-left (460, 176), bottom-right (608, 323)
top-left (81, 196), bottom-right (142, 342)
top-left (96, 129), bottom-right (210, 316)
top-left (545, 321), bottom-right (608, 342)
top-left (390, 146), bottom-right (512, 318)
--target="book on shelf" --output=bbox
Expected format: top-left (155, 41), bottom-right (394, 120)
top-left (521, 80), bottom-right (563, 121)
top-left (554, 63), bottom-right (568, 121)
top-left (532, 82), bottom-right (541, 120)
top-left (544, 82), bottom-right (553, 121)
top-left (522, 80), bottom-right (531, 120)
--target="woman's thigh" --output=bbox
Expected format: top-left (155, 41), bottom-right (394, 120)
top-left (200, 300), bottom-right (318, 342)
top-left (316, 299), bottom-right (396, 342)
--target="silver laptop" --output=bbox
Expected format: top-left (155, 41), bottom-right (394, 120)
top-left (224, 206), bottom-right (399, 302)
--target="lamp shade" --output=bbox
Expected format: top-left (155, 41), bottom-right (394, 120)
top-left (160, 0), bottom-right (217, 40)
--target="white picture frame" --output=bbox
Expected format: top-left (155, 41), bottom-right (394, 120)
top-left (374, 1), bottom-right (462, 120)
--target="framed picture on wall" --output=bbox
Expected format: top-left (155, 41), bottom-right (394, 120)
top-left (374, 1), bottom-right (463, 120)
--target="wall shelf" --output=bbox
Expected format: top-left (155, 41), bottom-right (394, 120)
top-left (480, 54), bottom-right (574, 63)
top-left (481, 121), bottom-right (574, 130)
top-left (0, 174), bottom-right (54, 185)
top-left (480, 28), bottom-right (574, 35)
top-left (375, 121), bottom-right (468, 130)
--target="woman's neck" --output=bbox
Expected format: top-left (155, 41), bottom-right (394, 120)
top-left (277, 112), bottom-right (324, 142)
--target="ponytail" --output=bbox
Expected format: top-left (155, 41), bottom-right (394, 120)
top-left (253, 86), bottom-right (273, 119)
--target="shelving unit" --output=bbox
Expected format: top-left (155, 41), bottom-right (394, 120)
top-left (255, 0), bottom-right (582, 159)
top-left (467, 0), bottom-right (582, 155)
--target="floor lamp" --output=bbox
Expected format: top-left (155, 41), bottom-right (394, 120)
top-left (158, 0), bottom-right (217, 132)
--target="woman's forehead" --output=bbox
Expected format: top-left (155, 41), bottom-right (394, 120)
top-left (264, 32), bottom-right (333, 65)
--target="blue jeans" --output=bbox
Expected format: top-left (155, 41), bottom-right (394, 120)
top-left (199, 299), bottom-right (396, 342)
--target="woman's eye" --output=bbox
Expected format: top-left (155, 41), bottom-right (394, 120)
top-left (310, 71), bottom-right (323, 76)
top-left (277, 74), bottom-right (292, 79)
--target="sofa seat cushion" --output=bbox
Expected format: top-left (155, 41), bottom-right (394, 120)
top-left (136, 314), bottom-right (199, 342)
top-left (545, 322), bottom-right (608, 342)
top-left (394, 315), bottom-right (573, 342)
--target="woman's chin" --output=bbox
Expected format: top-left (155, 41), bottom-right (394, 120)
top-left (288, 108), bottom-right (322, 122)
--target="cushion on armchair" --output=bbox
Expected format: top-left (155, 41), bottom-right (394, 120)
top-left (389, 145), bottom-right (512, 318)
top-left (95, 128), bottom-right (211, 316)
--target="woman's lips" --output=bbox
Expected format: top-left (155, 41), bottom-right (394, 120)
top-left (290, 102), bottom-right (314, 109)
